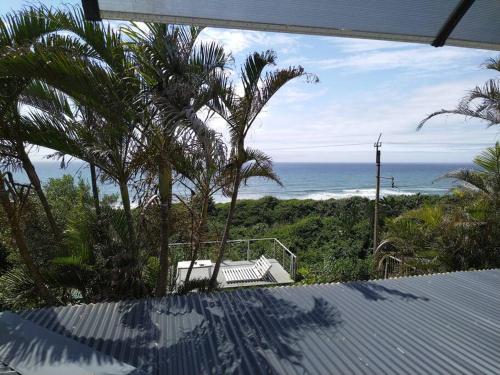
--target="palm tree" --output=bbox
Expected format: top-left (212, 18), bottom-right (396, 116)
top-left (0, 172), bottom-right (55, 304)
top-left (440, 142), bottom-right (500, 212)
top-left (0, 8), bottom-right (144, 254)
top-left (0, 8), bottom-right (65, 242)
top-left (378, 205), bottom-right (443, 273)
top-left (209, 51), bottom-right (314, 288)
top-left (380, 144), bottom-right (500, 274)
top-left (0, 8), bottom-right (150, 296)
top-left (124, 23), bottom-right (231, 296)
top-left (49, 9), bottom-right (144, 257)
top-left (418, 57), bottom-right (500, 128)
top-left (75, 106), bottom-right (102, 220)
top-left (175, 127), bottom-right (227, 284)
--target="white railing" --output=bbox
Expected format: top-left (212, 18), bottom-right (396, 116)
top-left (169, 238), bottom-right (297, 279)
top-left (379, 255), bottom-right (402, 278)
top-left (378, 255), bottom-right (434, 278)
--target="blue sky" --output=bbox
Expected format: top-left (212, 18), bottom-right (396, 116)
top-left (3, 0), bottom-right (499, 163)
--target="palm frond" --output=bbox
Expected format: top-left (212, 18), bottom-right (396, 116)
top-left (436, 143), bottom-right (500, 199)
top-left (484, 57), bottom-right (500, 73)
top-left (0, 6), bottom-right (61, 48)
top-left (418, 60), bottom-right (500, 129)
top-left (190, 41), bottom-right (231, 74)
top-left (247, 65), bottom-right (309, 128)
top-left (19, 80), bottom-right (73, 118)
top-left (51, 6), bottom-right (125, 69)
top-left (19, 111), bottom-right (84, 158)
top-left (437, 169), bottom-right (488, 194)
top-left (0, 46), bottom-right (132, 125)
top-left (404, 205), bottom-right (444, 228)
top-left (240, 147), bottom-right (282, 186)
top-left (0, 267), bottom-right (40, 310)
top-left (474, 142), bottom-right (500, 173)
top-left (241, 50), bottom-right (276, 97)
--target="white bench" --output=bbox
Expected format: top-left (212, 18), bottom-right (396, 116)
top-left (176, 260), bottom-right (212, 283)
top-left (222, 255), bottom-right (272, 283)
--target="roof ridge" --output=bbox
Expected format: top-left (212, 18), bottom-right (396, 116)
top-left (268, 267), bottom-right (499, 292)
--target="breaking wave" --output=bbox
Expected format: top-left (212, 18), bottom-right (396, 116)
top-left (212, 187), bottom-right (449, 203)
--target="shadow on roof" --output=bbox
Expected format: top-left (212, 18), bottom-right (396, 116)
top-left (3, 288), bottom-right (343, 374)
top-left (345, 281), bottom-right (430, 302)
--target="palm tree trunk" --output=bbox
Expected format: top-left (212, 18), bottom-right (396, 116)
top-left (89, 163), bottom-right (101, 220)
top-left (116, 180), bottom-right (147, 298)
top-left (118, 180), bottom-right (137, 256)
top-left (209, 170), bottom-right (240, 288)
top-left (156, 158), bottom-right (172, 296)
top-left (17, 144), bottom-right (61, 243)
top-left (0, 175), bottom-right (55, 305)
top-left (185, 194), bottom-right (209, 284)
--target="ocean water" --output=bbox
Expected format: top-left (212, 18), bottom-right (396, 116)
top-left (13, 161), bottom-right (471, 203)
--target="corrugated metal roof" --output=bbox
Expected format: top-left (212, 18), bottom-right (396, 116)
top-left (86, 0), bottom-right (500, 50)
top-left (0, 311), bottom-right (145, 375)
top-left (2, 269), bottom-right (500, 375)
top-left (0, 362), bottom-right (19, 375)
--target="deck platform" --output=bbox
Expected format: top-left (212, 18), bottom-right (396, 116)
top-left (175, 258), bottom-right (294, 289)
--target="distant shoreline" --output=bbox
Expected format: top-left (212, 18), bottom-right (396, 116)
top-left (12, 160), bottom-right (465, 204)
top-left (211, 190), bottom-right (448, 204)
top-left (114, 192), bottom-right (448, 209)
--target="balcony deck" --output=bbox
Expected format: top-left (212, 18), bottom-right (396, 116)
top-left (175, 258), bottom-right (294, 289)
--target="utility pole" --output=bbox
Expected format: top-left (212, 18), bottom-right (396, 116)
top-left (373, 133), bottom-right (382, 253)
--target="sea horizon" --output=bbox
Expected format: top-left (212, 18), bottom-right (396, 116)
top-left (9, 160), bottom-right (473, 203)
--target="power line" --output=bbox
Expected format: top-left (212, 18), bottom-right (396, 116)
top-left (266, 142), bottom-right (369, 151)
top-left (384, 141), bottom-right (493, 146)
top-left (264, 141), bottom-right (495, 152)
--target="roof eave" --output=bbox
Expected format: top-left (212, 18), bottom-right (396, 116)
top-left (97, 9), bottom-right (499, 51)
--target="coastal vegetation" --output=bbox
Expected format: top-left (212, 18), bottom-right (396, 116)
top-left (1, 169), bottom-right (498, 311)
top-left (0, 5), bottom-right (499, 311)
top-left (379, 144), bottom-right (500, 274)
top-left (0, 5), bottom-right (312, 306)
top-left (0, 175), bottom-right (435, 309)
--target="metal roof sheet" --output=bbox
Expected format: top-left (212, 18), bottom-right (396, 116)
top-left (0, 311), bottom-right (145, 375)
top-left (0, 362), bottom-right (19, 375)
top-left (84, 0), bottom-right (500, 50)
top-left (1, 269), bottom-right (500, 375)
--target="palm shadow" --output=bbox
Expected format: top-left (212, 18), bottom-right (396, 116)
top-left (1, 287), bottom-right (343, 374)
top-left (345, 281), bottom-right (430, 302)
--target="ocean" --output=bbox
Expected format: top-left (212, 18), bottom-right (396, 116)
top-left (13, 161), bottom-right (471, 203)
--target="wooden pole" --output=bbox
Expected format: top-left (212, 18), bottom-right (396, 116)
top-left (373, 133), bottom-right (382, 254)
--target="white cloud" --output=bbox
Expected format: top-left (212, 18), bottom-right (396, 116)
top-left (272, 84), bottom-right (327, 105)
top-left (23, 22), bottom-right (498, 164)
top-left (324, 37), bottom-right (413, 53)
top-left (199, 28), bottom-right (301, 55)
top-left (244, 78), bottom-right (499, 162)
top-left (300, 45), bottom-right (490, 73)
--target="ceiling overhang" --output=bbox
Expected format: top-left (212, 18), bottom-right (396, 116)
top-left (81, 0), bottom-right (500, 50)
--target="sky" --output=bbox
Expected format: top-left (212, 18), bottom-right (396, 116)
top-left (2, 0), bottom-right (500, 163)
